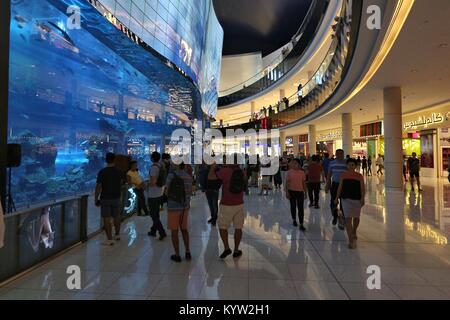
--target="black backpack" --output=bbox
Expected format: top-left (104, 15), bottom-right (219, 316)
top-left (167, 172), bottom-right (186, 205)
top-left (153, 164), bottom-right (167, 188)
top-left (229, 168), bottom-right (245, 194)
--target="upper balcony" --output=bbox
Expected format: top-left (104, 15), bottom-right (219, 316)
top-left (215, 0), bottom-right (359, 131)
top-left (217, 0), bottom-right (330, 107)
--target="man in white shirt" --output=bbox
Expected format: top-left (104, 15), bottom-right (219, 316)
top-left (127, 161), bottom-right (149, 216)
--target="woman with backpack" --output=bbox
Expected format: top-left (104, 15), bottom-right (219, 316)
top-left (165, 162), bottom-right (193, 262)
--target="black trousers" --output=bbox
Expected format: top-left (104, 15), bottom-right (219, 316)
top-left (307, 182), bottom-right (320, 206)
top-left (205, 190), bottom-right (219, 221)
top-left (135, 188), bottom-right (149, 215)
top-left (288, 190), bottom-right (305, 224)
top-left (148, 196), bottom-right (166, 236)
top-left (330, 182), bottom-right (343, 219)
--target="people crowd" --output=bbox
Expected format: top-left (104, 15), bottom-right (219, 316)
top-left (95, 148), bottom-right (425, 261)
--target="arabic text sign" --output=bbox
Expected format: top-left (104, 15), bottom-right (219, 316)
top-left (403, 112), bottom-right (448, 131)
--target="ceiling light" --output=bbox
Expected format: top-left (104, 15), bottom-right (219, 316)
top-left (439, 43), bottom-right (448, 48)
top-left (410, 69), bottom-right (419, 73)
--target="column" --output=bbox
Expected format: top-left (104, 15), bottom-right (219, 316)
top-left (280, 131), bottom-right (286, 155)
top-left (250, 101), bottom-right (256, 119)
top-left (0, 0), bottom-right (11, 208)
top-left (308, 125), bottom-right (317, 155)
top-left (279, 89), bottom-right (286, 101)
top-left (342, 113), bottom-right (353, 157)
top-left (293, 135), bottom-right (300, 157)
top-left (384, 87), bottom-right (403, 189)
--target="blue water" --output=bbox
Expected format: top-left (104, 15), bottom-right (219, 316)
top-left (8, 0), bottom-right (201, 207)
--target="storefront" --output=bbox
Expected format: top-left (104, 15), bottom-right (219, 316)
top-left (354, 121), bottom-right (384, 158)
top-left (285, 136), bottom-right (294, 155)
top-left (298, 134), bottom-right (310, 156)
top-left (402, 106), bottom-right (450, 178)
top-left (317, 130), bottom-right (342, 156)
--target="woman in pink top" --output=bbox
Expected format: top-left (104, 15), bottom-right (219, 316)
top-left (285, 159), bottom-right (307, 231)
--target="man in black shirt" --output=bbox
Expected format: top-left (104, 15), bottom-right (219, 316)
top-left (95, 153), bottom-right (124, 246)
top-left (407, 152), bottom-right (422, 192)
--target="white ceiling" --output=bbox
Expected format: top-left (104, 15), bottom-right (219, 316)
top-left (286, 0), bottom-right (450, 135)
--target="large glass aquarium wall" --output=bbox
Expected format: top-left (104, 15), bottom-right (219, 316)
top-left (8, 0), bottom-right (203, 208)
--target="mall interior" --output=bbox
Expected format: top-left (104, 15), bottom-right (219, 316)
top-left (0, 0), bottom-right (450, 301)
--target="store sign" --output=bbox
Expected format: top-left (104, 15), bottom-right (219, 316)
top-left (403, 112), bottom-right (448, 131)
top-left (318, 131), bottom-right (342, 141)
top-left (360, 122), bottom-right (382, 137)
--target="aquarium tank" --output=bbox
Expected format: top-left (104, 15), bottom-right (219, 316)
top-left (7, 0), bottom-right (211, 208)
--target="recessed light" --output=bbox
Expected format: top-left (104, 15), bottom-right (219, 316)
top-left (439, 43), bottom-right (448, 48)
top-left (410, 69), bottom-right (419, 73)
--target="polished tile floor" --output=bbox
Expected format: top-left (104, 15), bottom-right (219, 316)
top-left (1, 176), bottom-right (450, 300)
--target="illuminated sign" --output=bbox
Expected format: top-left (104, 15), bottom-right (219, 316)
top-left (403, 112), bottom-right (448, 131)
top-left (318, 131), bottom-right (342, 141)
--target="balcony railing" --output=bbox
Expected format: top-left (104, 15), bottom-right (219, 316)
top-left (216, 0), bottom-right (361, 132)
top-left (218, 0), bottom-right (330, 106)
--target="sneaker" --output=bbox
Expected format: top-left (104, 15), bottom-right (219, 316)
top-left (309, 203), bottom-right (314, 207)
top-left (315, 205), bottom-right (320, 209)
top-left (101, 240), bottom-right (114, 246)
top-left (148, 231), bottom-right (156, 237)
top-left (211, 221), bottom-right (217, 227)
top-left (299, 225), bottom-right (306, 232)
top-left (159, 235), bottom-right (167, 241)
top-left (293, 221), bottom-right (298, 227)
top-left (171, 255), bottom-right (182, 263)
top-left (220, 249), bottom-right (232, 259)
top-left (185, 252), bottom-right (192, 260)
top-left (233, 250), bottom-right (243, 258)
top-left (114, 235), bottom-right (121, 241)
top-left (332, 218), bottom-right (337, 225)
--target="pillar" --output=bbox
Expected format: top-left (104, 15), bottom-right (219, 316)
top-left (280, 131), bottom-right (286, 154)
top-left (293, 135), bottom-right (300, 157)
top-left (342, 113), bottom-right (353, 157)
top-left (279, 89), bottom-right (286, 101)
top-left (384, 87), bottom-right (403, 190)
top-left (0, 0), bottom-right (11, 209)
top-left (308, 125), bottom-right (316, 155)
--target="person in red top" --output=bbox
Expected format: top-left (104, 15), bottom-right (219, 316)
top-left (285, 158), bottom-right (307, 231)
top-left (306, 155), bottom-right (323, 209)
top-left (210, 155), bottom-right (246, 259)
top-left (335, 158), bottom-right (365, 249)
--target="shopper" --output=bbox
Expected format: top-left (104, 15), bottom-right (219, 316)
top-left (307, 155), bottom-right (322, 209)
top-left (205, 163), bottom-right (222, 226)
top-left (259, 164), bottom-right (271, 195)
top-left (147, 151), bottom-right (167, 240)
top-left (321, 153), bottom-right (331, 183)
top-left (407, 152), bottom-right (423, 192)
top-left (403, 156), bottom-right (408, 182)
top-left (335, 158), bottom-right (365, 249)
top-left (325, 149), bottom-right (348, 225)
top-left (165, 163), bottom-right (192, 262)
top-left (210, 155), bottom-right (246, 259)
top-left (95, 153), bottom-right (125, 246)
top-left (362, 156), bottom-right (368, 176)
top-left (367, 156), bottom-right (373, 176)
top-left (274, 158), bottom-right (283, 189)
top-left (281, 156), bottom-right (289, 187)
top-left (127, 161), bottom-right (149, 216)
top-left (376, 154), bottom-right (384, 176)
top-left (285, 158), bottom-right (307, 231)
top-left (356, 156), bottom-right (362, 173)
top-left (160, 153), bottom-right (172, 209)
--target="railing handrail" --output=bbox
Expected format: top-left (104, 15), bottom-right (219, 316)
top-left (218, 0), bottom-right (319, 96)
top-left (4, 193), bottom-right (91, 218)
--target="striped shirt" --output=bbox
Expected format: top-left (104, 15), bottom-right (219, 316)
top-left (329, 160), bottom-right (348, 183)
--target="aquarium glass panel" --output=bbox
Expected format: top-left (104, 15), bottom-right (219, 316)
top-left (8, 0), bottom-right (199, 208)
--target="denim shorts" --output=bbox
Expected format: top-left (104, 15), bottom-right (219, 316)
top-left (100, 199), bottom-right (121, 218)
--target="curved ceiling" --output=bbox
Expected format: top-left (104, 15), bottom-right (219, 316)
top-left (213, 0), bottom-right (313, 57)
